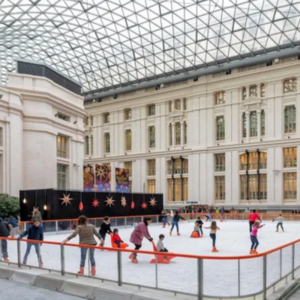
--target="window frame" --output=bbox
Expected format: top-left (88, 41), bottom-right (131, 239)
top-left (215, 154), bottom-right (226, 172)
top-left (284, 105), bottom-right (296, 134)
top-left (104, 132), bottom-right (110, 153)
top-left (57, 135), bottom-right (68, 158)
top-left (216, 116), bottom-right (225, 141)
top-left (148, 126), bottom-right (155, 148)
top-left (125, 129), bottom-right (132, 151)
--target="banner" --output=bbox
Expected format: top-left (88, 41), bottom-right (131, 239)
top-left (115, 167), bottom-right (129, 193)
top-left (83, 165), bottom-right (95, 191)
top-left (95, 164), bottom-right (111, 192)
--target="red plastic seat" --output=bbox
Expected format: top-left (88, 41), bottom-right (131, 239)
top-left (110, 234), bottom-right (129, 249)
top-left (190, 230), bottom-right (201, 238)
top-left (150, 242), bottom-right (175, 264)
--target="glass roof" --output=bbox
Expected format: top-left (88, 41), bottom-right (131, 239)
top-left (0, 0), bottom-right (300, 95)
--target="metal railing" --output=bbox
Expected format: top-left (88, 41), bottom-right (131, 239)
top-left (1, 235), bottom-right (300, 300)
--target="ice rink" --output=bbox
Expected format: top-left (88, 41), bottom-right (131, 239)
top-left (4, 219), bottom-right (300, 297)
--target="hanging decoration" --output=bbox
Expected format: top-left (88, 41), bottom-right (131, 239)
top-left (79, 192), bottom-right (83, 211)
top-left (92, 199), bottom-right (99, 207)
top-left (121, 196), bottom-right (127, 207)
top-left (105, 196), bottom-right (115, 207)
top-left (141, 202), bottom-right (147, 209)
top-left (60, 193), bottom-right (73, 206)
top-left (130, 193), bottom-right (135, 209)
top-left (149, 198), bottom-right (157, 207)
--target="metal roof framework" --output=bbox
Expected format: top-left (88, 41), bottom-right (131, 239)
top-left (0, 0), bottom-right (300, 98)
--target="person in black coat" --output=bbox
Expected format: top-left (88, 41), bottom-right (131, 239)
top-left (99, 216), bottom-right (112, 242)
top-left (0, 218), bottom-right (10, 261)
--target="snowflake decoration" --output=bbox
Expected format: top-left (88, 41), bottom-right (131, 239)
top-left (121, 196), bottom-right (126, 207)
top-left (92, 199), bottom-right (99, 207)
top-left (60, 194), bottom-right (73, 206)
top-left (141, 202), bottom-right (147, 209)
top-left (149, 198), bottom-right (156, 207)
top-left (105, 196), bottom-right (115, 207)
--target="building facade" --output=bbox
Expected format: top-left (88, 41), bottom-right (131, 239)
top-left (0, 73), bottom-right (85, 197)
top-left (84, 56), bottom-right (300, 208)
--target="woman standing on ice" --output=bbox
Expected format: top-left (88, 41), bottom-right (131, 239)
top-left (204, 221), bottom-right (220, 252)
top-left (250, 220), bottom-right (265, 254)
top-left (129, 217), bottom-right (153, 264)
top-left (62, 215), bottom-right (104, 276)
top-left (170, 211), bottom-right (185, 236)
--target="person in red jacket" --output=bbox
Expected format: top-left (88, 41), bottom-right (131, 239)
top-left (112, 229), bottom-right (123, 248)
top-left (249, 210), bottom-right (261, 232)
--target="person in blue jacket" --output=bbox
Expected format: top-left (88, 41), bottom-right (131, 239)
top-left (169, 211), bottom-right (185, 236)
top-left (17, 220), bottom-right (44, 267)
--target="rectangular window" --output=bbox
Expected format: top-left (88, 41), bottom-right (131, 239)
top-left (175, 99), bottom-right (181, 110)
top-left (168, 178), bottom-right (188, 201)
top-left (284, 172), bottom-right (297, 199)
top-left (260, 152), bottom-right (267, 169)
top-left (57, 164), bottom-right (67, 189)
top-left (169, 101), bottom-right (172, 112)
top-left (261, 110), bottom-right (265, 136)
top-left (242, 113), bottom-right (247, 138)
top-left (56, 112), bottom-right (70, 122)
top-left (215, 176), bottom-right (225, 200)
top-left (283, 148), bottom-right (297, 168)
top-left (215, 91), bottom-right (225, 105)
top-left (183, 159), bottom-right (188, 174)
top-left (249, 85), bottom-right (257, 97)
top-left (57, 135), bottom-right (68, 158)
top-left (169, 124), bottom-right (173, 146)
top-left (148, 104), bottom-right (155, 116)
top-left (104, 132), bottom-right (110, 153)
top-left (104, 113), bottom-right (110, 123)
top-left (249, 175), bottom-right (258, 200)
top-left (174, 178), bottom-right (181, 201)
top-left (148, 126), bottom-right (155, 148)
top-left (90, 116), bottom-right (93, 126)
top-left (183, 98), bottom-right (187, 110)
top-left (285, 105), bottom-right (296, 133)
top-left (174, 159), bottom-right (181, 174)
top-left (85, 136), bottom-right (89, 156)
top-left (250, 111), bottom-right (257, 137)
top-left (249, 152), bottom-right (258, 170)
top-left (124, 109), bottom-right (132, 120)
top-left (242, 87), bottom-right (246, 100)
top-left (124, 161), bottom-right (132, 176)
top-left (184, 121), bottom-right (187, 144)
top-left (167, 160), bottom-right (172, 175)
top-left (216, 116), bottom-right (225, 141)
top-left (240, 175), bottom-right (247, 199)
top-left (183, 178), bottom-right (188, 200)
top-left (284, 78), bottom-right (297, 93)
top-left (215, 154), bottom-right (225, 172)
top-left (90, 136), bottom-right (93, 156)
top-left (148, 159), bottom-right (156, 176)
top-left (84, 116), bottom-right (89, 126)
top-left (175, 122), bottom-right (181, 145)
top-left (261, 83), bottom-right (265, 97)
top-left (125, 129), bottom-right (132, 151)
top-left (260, 174), bottom-right (267, 200)
top-left (168, 178), bottom-right (173, 201)
top-left (148, 179), bottom-right (156, 194)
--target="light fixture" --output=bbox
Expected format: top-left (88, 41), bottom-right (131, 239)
top-left (43, 204), bottom-right (47, 210)
top-left (225, 69), bottom-right (231, 75)
top-left (193, 76), bottom-right (198, 82)
top-left (113, 94), bottom-right (117, 99)
top-left (23, 198), bottom-right (27, 204)
top-left (73, 120), bottom-right (77, 124)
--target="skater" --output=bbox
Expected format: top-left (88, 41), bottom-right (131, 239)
top-left (112, 228), bottom-right (124, 248)
top-left (129, 217), bottom-right (153, 263)
top-left (205, 213), bottom-right (211, 222)
top-left (220, 206), bottom-right (225, 222)
top-left (62, 215), bottom-right (104, 276)
top-left (160, 210), bottom-right (169, 228)
top-left (170, 211), bottom-right (185, 236)
top-left (249, 210), bottom-right (261, 232)
top-left (191, 219), bottom-right (203, 238)
top-left (204, 221), bottom-right (220, 252)
top-left (8, 216), bottom-right (20, 238)
top-left (273, 214), bottom-right (284, 232)
top-left (157, 234), bottom-right (169, 263)
top-left (250, 220), bottom-right (265, 254)
top-left (18, 220), bottom-right (44, 267)
top-left (99, 216), bottom-right (112, 243)
top-left (0, 217), bottom-right (10, 262)
top-left (32, 207), bottom-right (42, 224)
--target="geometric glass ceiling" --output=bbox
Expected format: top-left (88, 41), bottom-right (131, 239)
top-left (0, 0), bottom-right (300, 95)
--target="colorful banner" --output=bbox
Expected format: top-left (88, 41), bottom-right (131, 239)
top-left (95, 164), bottom-right (111, 192)
top-left (83, 165), bottom-right (95, 191)
top-left (115, 167), bottom-right (130, 193)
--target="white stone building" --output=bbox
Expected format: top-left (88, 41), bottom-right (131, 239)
top-left (0, 73), bottom-right (85, 197)
top-left (84, 56), bottom-right (300, 208)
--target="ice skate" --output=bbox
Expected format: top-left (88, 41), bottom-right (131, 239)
top-left (169, 231), bottom-right (172, 236)
top-left (162, 225), bottom-right (165, 228)
top-left (212, 247), bottom-right (219, 252)
top-left (39, 262), bottom-right (43, 268)
top-left (91, 266), bottom-right (96, 276)
top-left (276, 229), bottom-right (278, 232)
top-left (129, 253), bottom-right (134, 259)
top-left (253, 249), bottom-right (258, 254)
top-left (250, 249), bottom-right (255, 255)
top-left (177, 232), bottom-right (180, 236)
top-left (3, 258), bottom-right (9, 262)
top-left (77, 267), bottom-right (84, 275)
top-left (132, 258), bottom-right (138, 264)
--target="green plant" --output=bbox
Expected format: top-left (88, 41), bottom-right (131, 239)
top-left (0, 194), bottom-right (20, 219)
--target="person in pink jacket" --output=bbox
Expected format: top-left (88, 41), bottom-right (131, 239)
top-left (250, 220), bottom-right (265, 255)
top-left (129, 217), bottom-right (153, 263)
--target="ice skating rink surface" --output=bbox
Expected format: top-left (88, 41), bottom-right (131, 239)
top-left (6, 220), bottom-right (300, 297)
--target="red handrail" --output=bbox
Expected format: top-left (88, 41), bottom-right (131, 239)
top-left (1, 236), bottom-right (299, 261)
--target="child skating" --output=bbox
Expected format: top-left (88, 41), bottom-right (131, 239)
top-left (250, 220), bottom-right (265, 255)
top-left (204, 221), bottom-right (220, 252)
top-left (205, 213), bottom-right (211, 222)
top-left (99, 216), bottom-right (112, 243)
top-left (18, 220), bottom-right (44, 267)
top-left (273, 214), bottom-right (284, 232)
top-left (112, 228), bottom-right (125, 248)
top-left (156, 234), bottom-right (169, 263)
top-left (191, 217), bottom-right (203, 237)
top-left (170, 211), bottom-right (185, 236)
